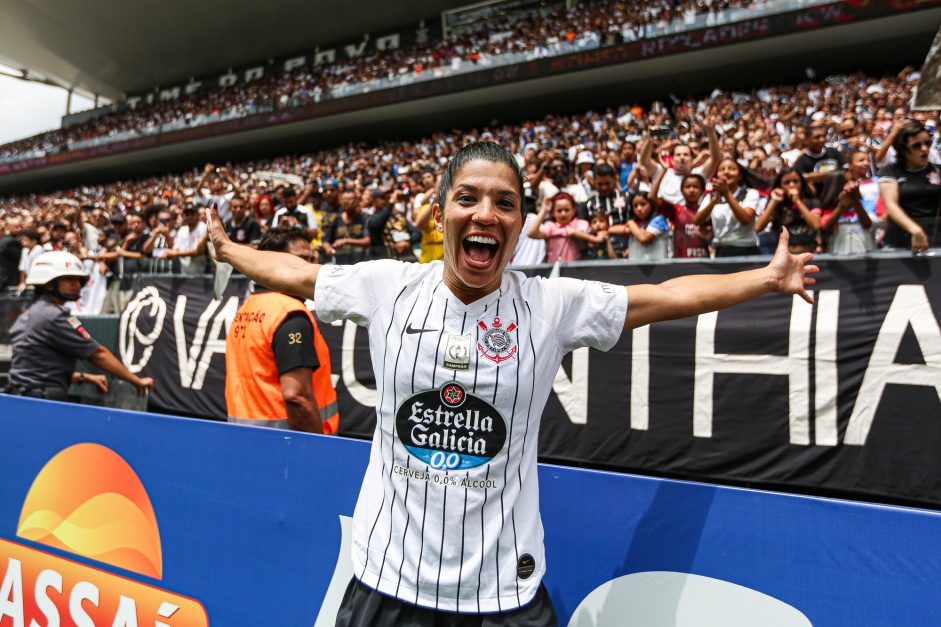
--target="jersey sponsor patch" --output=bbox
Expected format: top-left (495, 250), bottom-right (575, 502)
top-left (443, 333), bottom-right (471, 370)
top-left (395, 381), bottom-right (507, 471)
top-left (477, 316), bottom-right (517, 364)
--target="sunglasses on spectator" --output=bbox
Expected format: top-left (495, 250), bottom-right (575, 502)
top-left (908, 141), bottom-right (930, 150)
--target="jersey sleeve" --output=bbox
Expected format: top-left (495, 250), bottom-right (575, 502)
top-left (271, 313), bottom-right (319, 375)
top-left (531, 276), bottom-right (627, 354)
top-left (51, 314), bottom-right (100, 360)
top-left (315, 259), bottom-right (424, 327)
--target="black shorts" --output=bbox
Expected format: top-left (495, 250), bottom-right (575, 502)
top-left (335, 578), bottom-right (558, 627)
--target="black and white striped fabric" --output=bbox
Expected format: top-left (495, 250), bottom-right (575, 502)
top-left (315, 260), bottom-right (627, 613)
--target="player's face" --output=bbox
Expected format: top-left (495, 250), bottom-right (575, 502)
top-left (434, 160), bottom-right (522, 304)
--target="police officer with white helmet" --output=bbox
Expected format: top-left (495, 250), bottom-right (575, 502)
top-left (4, 251), bottom-right (154, 401)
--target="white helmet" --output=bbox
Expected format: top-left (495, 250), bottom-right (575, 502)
top-left (26, 251), bottom-right (88, 287)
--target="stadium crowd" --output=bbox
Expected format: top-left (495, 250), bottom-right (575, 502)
top-left (0, 0), bottom-right (769, 161)
top-left (0, 65), bottom-right (937, 313)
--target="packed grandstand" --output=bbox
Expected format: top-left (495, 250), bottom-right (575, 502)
top-left (0, 0), bottom-right (770, 161)
top-left (0, 0), bottom-right (938, 306)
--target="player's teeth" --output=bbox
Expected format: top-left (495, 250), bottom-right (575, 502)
top-left (467, 236), bottom-right (497, 245)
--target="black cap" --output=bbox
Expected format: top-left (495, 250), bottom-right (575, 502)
top-left (182, 203), bottom-right (199, 214)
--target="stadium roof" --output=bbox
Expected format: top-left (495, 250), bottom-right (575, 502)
top-left (0, 0), bottom-right (471, 101)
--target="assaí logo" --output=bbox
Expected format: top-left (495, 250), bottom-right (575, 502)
top-left (0, 443), bottom-right (208, 626)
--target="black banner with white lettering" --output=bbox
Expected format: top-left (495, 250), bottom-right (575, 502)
top-left (119, 276), bottom-right (248, 420)
top-left (123, 255), bottom-right (941, 505)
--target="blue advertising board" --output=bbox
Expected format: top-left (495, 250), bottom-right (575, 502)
top-left (0, 395), bottom-right (939, 625)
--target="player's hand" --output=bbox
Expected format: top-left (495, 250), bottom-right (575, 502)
top-left (768, 227), bottom-right (818, 304)
top-left (204, 204), bottom-right (231, 262)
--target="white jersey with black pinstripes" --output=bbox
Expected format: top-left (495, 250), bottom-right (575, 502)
top-left (314, 259), bottom-right (627, 613)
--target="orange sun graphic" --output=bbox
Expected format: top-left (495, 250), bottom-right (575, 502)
top-left (16, 443), bottom-right (163, 579)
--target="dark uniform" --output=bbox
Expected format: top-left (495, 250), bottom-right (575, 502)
top-left (7, 295), bottom-right (100, 400)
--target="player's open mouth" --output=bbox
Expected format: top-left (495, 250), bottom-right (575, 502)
top-left (462, 235), bottom-right (499, 267)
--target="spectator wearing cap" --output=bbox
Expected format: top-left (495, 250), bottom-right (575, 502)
top-left (272, 187), bottom-right (318, 232)
top-left (161, 204), bottom-right (208, 275)
top-left (43, 222), bottom-right (68, 252)
top-left (319, 178), bottom-right (342, 227)
top-left (195, 163), bottom-right (243, 224)
top-left (322, 189), bottom-right (371, 265)
top-left (575, 150), bottom-right (596, 198)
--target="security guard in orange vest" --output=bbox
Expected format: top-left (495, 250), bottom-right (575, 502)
top-left (225, 227), bottom-right (338, 434)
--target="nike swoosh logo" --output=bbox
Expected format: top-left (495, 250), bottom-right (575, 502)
top-left (406, 323), bottom-right (438, 334)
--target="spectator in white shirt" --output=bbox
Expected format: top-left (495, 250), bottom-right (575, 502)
top-left (160, 205), bottom-right (208, 275)
top-left (18, 230), bottom-right (45, 292)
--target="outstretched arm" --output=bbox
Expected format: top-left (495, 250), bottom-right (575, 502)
top-left (205, 205), bottom-right (320, 299)
top-left (623, 228), bottom-right (817, 330)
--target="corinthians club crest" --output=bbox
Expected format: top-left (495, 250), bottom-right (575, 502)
top-left (477, 316), bottom-right (517, 364)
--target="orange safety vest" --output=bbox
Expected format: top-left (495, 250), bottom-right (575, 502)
top-left (225, 291), bottom-right (338, 434)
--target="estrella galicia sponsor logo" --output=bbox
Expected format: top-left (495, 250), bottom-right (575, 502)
top-left (395, 381), bottom-right (507, 470)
